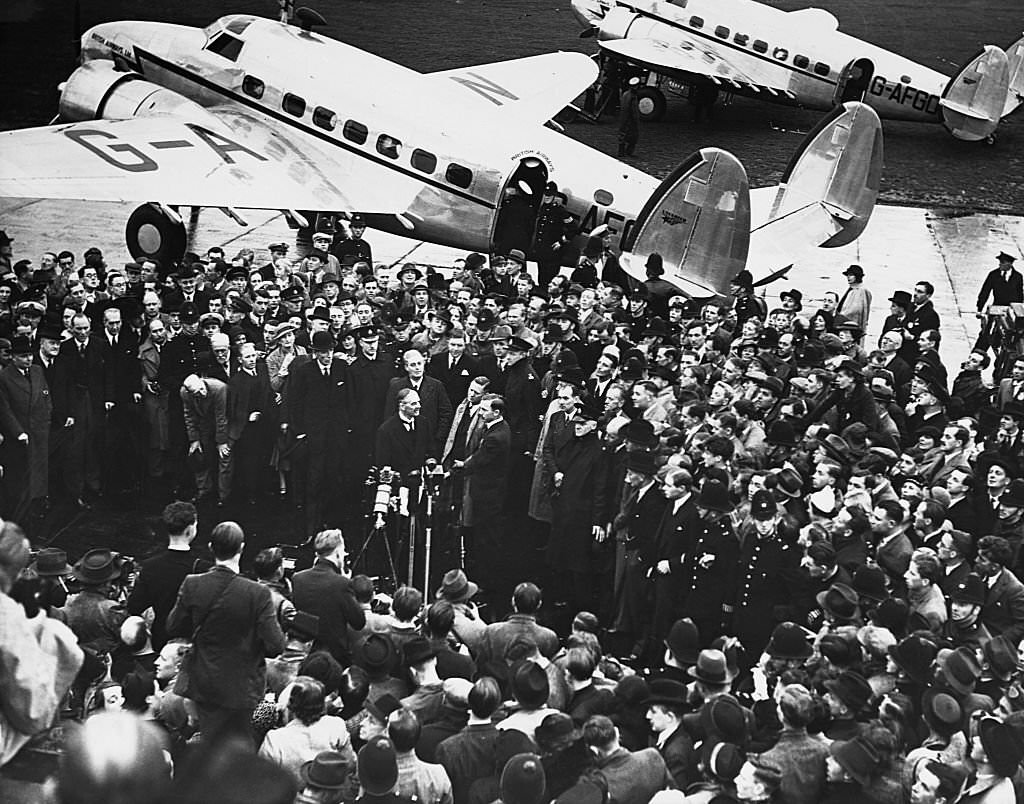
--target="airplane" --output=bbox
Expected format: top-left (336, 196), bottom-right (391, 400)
top-left (570, 0), bottom-right (1024, 143)
top-left (0, 7), bottom-right (882, 299)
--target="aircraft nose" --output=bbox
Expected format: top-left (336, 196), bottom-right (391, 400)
top-left (571, 0), bottom-right (607, 28)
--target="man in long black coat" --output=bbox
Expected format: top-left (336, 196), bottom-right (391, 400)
top-left (37, 323), bottom-right (75, 502)
top-left (284, 331), bottom-right (352, 539)
top-left (428, 331), bottom-right (478, 408)
top-left (976, 251), bottom-right (1023, 311)
top-left (501, 337), bottom-right (542, 513)
top-left (375, 387), bottom-right (436, 480)
top-left (454, 394), bottom-right (511, 601)
top-left (347, 325), bottom-right (397, 510)
top-left (225, 342), bottom-right (274, 502)
top-left (651, 468), bottom-right (700, 648)
top-left (59, 311), bottom-right (110, 499)
top-left (0, 335), bottom-right (52, 521)
top-left (98, 304), bottom-right (143, 493)
top-left (384, 349), bottom-right (453, 456)
top-left (549, 401), bottom-right (609, 612)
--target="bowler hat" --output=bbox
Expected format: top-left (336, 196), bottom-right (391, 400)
top-left (310, 330), bottom-right (336, 352)
top-left (765, 622), bottom-right (812, 660)
top-left (501, 754), bottom-right (547, 804)
top-left (824, 670), bottom-right (872, 714)
top-left (626, 450), bottom-right (658, 476)
top-left (829, 737), bottom-right (880, 787)
top-left (979, 716), bottom-right (1024, 777)
top-left (687, 648), bottom-right (737, 685)
top-left (871, 597), bottom-right (910, 636)
top-left (33, 547), bottom-right (71, 577)
top-left (623, 419), bottom-right (658, 447)
top-left (664, 618), bottom-right (700, 666)
top-left (816, 583), bottom-right (860, 622)
top-left (436, 568), bottom-right (479, 602)
top-left (888, 290), bottom-right (912, 308)
top-left (950, 573), bottom-right (986, 606)
top-left (300, 751), bottom-right (351, 791)
top-left (696, 479), bottom-right (733, 513)
top-left (358, 737), bottom-right (399, 796)
top-left (403, 636), bottom-right (438, 667)
top-left (72, 548), bottom-right (124, 585)
top-left (535, 712), bottom-right (581, 750)
top-left (645, 679), bottom-right (688, 707)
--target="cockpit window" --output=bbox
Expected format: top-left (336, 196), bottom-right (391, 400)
top-left (223, 16), bottom-right (256, 35)
top-left (206, 32), bottom-right (243, 61)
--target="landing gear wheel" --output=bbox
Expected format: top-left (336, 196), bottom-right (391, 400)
top-left (636, 86), bottom-right (667, 121)
top-left (125, 204), bottom-right (187, 267)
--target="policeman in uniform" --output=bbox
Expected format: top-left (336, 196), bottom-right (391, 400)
top-left (731, 489), bottom-right (800, 660)
top-left (729, 270), bottom-right (766, 329)
top-left (332, 213), bottom-right (373, 269)
top-left (533, 183), bottom-right (577, 287)
top-left (680, 479), bottom-right (739, 647)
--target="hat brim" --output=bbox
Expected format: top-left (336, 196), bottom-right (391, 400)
top-left (34, 564), bottom-right (71, 577)
top-left (72, 564), bottom-right (123, 584)
top-left (886, 645), bottom-right (931, 684)
top-left (687, 665), bottom-right (738, 684)
top-left (299, 761), bottom-right (348, 791)
top-left (645, 694), bottom-right (689, 707)
top-left (436, 580), bottom-right (478, 603)
top-left (815, 590), bottom-right (859, 621)
top-left (766, 643), bottom-right (813, 661)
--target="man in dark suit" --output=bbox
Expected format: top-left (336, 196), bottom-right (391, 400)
top-left (0, 335), bottom-right (52, 521)
top-left (59, 311), bottom-right (110, 500)
top-left (347, 325), bottom-right (397, 510)
top-left (291, 529), bottom-right (366, 665)
top-left (976, 534), bottom-right (1024, 646)
top-left (283, 330), bottom-right (352, 539)
top-left (375, 387), bottom-right (436, 480)
top-left (384, 348), bottom-right (453, 454)
top-left (651, 468), bottom-right (699, 647)
top-left (166, 521), bottom-right (285, 747)
top-left (36, 322), bottom-right (76, 503)
top-left (581, 715), bottom-right (674, 804)
top-left (428, 328), bottom-right (478, 407)
top-left (454, 393), bottom-right (511, 598)
top-left (502, 336), bottom-right (542, 513)
top-left (224, 342), bottom-right (273, 503)
top-left (98, 303), bottom-right (143, 493)
top-left (442, 377), bottom-right (489, 470)
top-left (901, 280), bottom-right (941, 365)
top-left (161, 263), bottom-right (214, 314)
top-left (127, 500), bottom-right (207, 650)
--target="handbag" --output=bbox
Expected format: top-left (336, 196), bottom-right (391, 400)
top-left (174, 571), bottom-right (237, 697)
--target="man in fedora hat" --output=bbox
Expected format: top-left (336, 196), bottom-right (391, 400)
top-left (399, 636), bottom-right (445, 726)
top-left (680, 480), bottom-right (738, 645)
top-left (823, 670), bottom-right (872, 740)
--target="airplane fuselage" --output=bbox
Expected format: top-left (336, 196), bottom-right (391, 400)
top-left (82, 15), bottom-right (659, 256)
top-left (593, 0), bottom-right (953, 123)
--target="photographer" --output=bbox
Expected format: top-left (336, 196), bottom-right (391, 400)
top-left (60, 547), bottom-right (129, 656)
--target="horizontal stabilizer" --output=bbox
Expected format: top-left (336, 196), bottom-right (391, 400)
top-left (940, 46), bottom-right (1009, 141)
top-left (748, 101), bottom-right (882, 276)
top-left (1003, 34), bottom-right (1024, 117)
top-left (619, 148), bottom-right (750, 299)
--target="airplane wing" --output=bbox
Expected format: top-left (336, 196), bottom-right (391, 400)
top-left (0, 108), bottom-right (425, 213)
top-left (426, 52), bottom-right (599, 124)
top-left (599, 37), bottom-right (794, 97)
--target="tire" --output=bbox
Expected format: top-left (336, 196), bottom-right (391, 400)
top-left (636, 86), bottom-right (667, 121)
top-left (125, 204), bottom-right (187, 267)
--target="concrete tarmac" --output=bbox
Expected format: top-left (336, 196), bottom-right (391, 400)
top-left (2, 198), bottom-right (1023, 372)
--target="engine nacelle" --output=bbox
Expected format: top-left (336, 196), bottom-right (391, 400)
top-left (59, 60), bottom-right (215, 124)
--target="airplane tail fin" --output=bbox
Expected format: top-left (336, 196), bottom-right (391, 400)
top-left (1003, 34), bottom-right (1024, 117)
top-left (939, 46), bottom-right (1009, 140)
top-left (746, 101), bottom-right (882, 278)
top-left (619, 149), bottom-right (750, 299)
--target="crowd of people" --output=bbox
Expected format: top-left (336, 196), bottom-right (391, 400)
top-left (3, 218), bottom-right (1024, 802)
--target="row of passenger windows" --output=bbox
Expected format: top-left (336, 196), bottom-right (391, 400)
top-left (240, 75), bottom-right (475, 189)
top-left (666, 5), bottom-right (831, 77)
